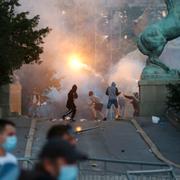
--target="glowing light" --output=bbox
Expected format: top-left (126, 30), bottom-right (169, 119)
top-left (69, 55), bottom-right (83, 70)
top-left (124, 35), bottom-right (128, 40)
top-left (76, 126), bottom-right (82, 132)
top-left (61, 10), bottom-right (66, 15)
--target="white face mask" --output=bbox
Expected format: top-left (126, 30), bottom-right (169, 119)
top-left (2, 136), bottom-right (17, 152)
top-left (58, 165), bottom-right (78, 180)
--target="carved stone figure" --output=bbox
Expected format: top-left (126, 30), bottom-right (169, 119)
top-left (137, 0), bottom-right (180, 79)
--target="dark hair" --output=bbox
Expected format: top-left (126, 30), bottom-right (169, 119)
top-left (72, 84), bottom-right (77, 91)
top-left (89, 91), bottom-right (93, 96)
top-left (39, 139), bottom-right (87, 163)
top-left (47, 124), bottom-right (73, 140)
top-left (0, 119), bottom-right (16, 133)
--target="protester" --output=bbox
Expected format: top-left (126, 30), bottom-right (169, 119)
top-left (118, 93), bottom-right (126, 119)
top-left (124, 92), bottom-right (139, 117)
top-left (88, 91), bottom-right (104, 121)
top-left (31, 139), bottom-right (87, 180)
top-left (0, 119), bottom-right (17, 166)
top-left (47, 124), bottom-right (77, 145)
top-left (29, 88), bottom-right (41, 118)
top-left (104, 82), bottom-right (121, 121)
top-left (62, 85), bottom-right (78, 122)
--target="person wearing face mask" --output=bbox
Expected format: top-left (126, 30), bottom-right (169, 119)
top-left (0, 119), bottom-right (17, 166)
top-left (31, 139), bottom-right (87, 180)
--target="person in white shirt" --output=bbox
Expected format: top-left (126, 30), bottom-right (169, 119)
top-left (88, 91), bottom-right (104, 120)
top-left (0, 119), bottom-right (17, 166)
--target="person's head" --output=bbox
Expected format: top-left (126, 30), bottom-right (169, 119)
top-left (72, 85), bottom-right (77, 92)
top-left (47, 124), bottom-right (76, 145)
top-left (0, 119), bottom-right (17, 152)
top-left (88, 91), bottom-right (94, 97)
top-left (38, 139), bottom-right (87, 179)
top-left (111, 82), bottom-right (116, 87)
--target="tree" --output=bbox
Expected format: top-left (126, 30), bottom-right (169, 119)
top-left (0, 0), bottom-right (50, 85)
top-left (167, 84), bottom-right (180, 112)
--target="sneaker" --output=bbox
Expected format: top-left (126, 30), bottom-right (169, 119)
top-left (103, 117), bottom-right (107, 121)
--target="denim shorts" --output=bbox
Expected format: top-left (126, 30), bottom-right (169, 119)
top-left (107, 99), bottom-right (118, 109)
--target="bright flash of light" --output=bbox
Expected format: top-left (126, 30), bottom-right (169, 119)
top-left (68, 54), bottom-right (105, 82)
top-left (69, 56), bottom-right (83, 70)
top-left (76, 126), bottom-right (82, 133)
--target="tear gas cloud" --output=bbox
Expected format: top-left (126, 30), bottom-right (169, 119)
top-left (17, 0), bottom-right (180, 114)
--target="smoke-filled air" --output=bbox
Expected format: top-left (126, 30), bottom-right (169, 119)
top-left (15, 0), bottom-right (180, 117)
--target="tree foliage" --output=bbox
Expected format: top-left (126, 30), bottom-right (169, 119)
top-left (167, 83), bottom-right (180, 112)
top-left (0, 0), bottom-right (50, 85)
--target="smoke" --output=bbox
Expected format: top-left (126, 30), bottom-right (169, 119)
top-left (17, 0), bottom-right (124, 100)
top-left (16, 0), bottom-right (180, 118)
top-left (108, 49), bottom-right (146, 93)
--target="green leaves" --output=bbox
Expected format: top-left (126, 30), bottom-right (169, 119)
top-left (0, 0), bottom-right (50, 85)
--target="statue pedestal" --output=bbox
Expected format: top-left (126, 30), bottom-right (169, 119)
top-left (139, 79), bottom-right (180, 116)
top-left (0, 83), bottom-right (22, 117)
top-left (139, 64), bottom-right (180, 116)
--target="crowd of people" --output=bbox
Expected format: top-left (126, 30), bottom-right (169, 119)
top-left (0, 119), bottom-right (87, 180)
top-left (0, 82), bottom-right (140, 179)
top-left (62, 82), bottom-right (139, 122)
top-left (28, 82), bottom-right (139, 121)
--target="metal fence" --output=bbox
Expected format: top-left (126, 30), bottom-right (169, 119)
top-left (127, 168), bottom-right (177, 180)
top-left (18, 157), bottom-right (178, 180)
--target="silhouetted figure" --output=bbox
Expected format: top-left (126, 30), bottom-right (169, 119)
top-left (124, 93), bottom-right (139, 117)
top-left (62, 85), bottom-right (78, 121)
top-left (47, 124), bottom-right (77, 146)
top-left (22, 139), bottom-right (87, 180)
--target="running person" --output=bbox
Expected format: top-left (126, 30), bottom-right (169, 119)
top-left (104, 82), bottom-right (120, 121)
top-left (88, 91), bottom-right (104, 121)
top-left (62, 85), bottom-right (78, 122)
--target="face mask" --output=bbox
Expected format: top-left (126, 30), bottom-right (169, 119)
top-left (2, 136), bottom-right (17, 152)
top-left (59, 165), bottom-right (78, 180)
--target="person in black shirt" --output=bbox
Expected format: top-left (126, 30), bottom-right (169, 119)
top-left (62, 85), bottom-right (78, 122)
top-left (19, 139), bottom-right (87, 180)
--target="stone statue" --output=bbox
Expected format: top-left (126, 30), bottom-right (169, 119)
top-left (137, 0), bottom-right (180, 80)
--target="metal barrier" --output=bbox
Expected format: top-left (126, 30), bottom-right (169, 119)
top-left (78, 158), bottom-right (169, 172)
top-left (18, 157), bottom-right (177, 179)
top-left (18, 157), bottom-right (36, 169)
top-left (127, 168), bottom-right (177, 180)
